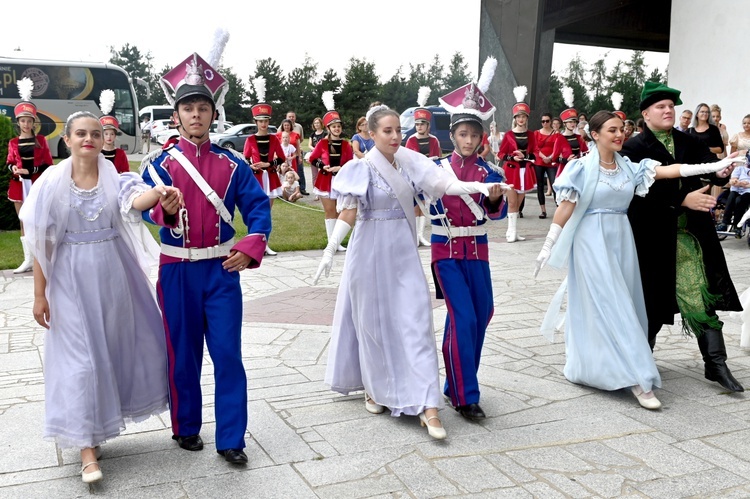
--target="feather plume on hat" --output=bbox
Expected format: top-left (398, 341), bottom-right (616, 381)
top-left (417, 86), bottom-right (431, 107)
top-left (611, 92), bottom-right (623, 111)
top-left (513, 86), bottom-right (528, 103)
top-left (207, 27), bottom-right (230, 69)
top-left (253, 76), bottom-right (266, 104)
top-left (322, 91), bottom-right (335, 111)
top-left (17, 78), bottom-right (33, 102)
top-left (207, 27), bottom-right (230, 132)
top-left (99, 89), bottom-right (115, 115)
top-left (477, 56), bottom-right (497, 93)
top-left (563, 87), bottom-right (575, 108)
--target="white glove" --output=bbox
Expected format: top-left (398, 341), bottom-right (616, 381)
top-left (679, 156), bottom-right (745, 177)
top-left (313, 219), bottom-right (351, 284)
top-left (534, 223), bottom-right (562, 277)
top-left (445, 180), bottom-right (490, 197)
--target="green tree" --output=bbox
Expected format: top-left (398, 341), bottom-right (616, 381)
top-left (547, 72), bottom-right (564, 116)
top-left (425, 54), bottom-right (445, 95)
top-left (109, 44), bottom-right (159, 108)
top-left (443, 52), bottom-right (471, 93)
top-left (588, 57), bottom-right (610, 113)
top-left (380, 67), bottom-right (413, 112)
top-left (220, 66), bottom-right (250, 125)
top-left (248, 58), bottom-right (285, 107)
top-left (563, 54), bottom-right (591, 115)
top-left (0, 115), bottom-right (18, 230)
top-left (319, 68), bottom-right (341, 94)
top-left (338, 58), bottom-right (381, 132)
top-left (283, 55), bottom-right (320, 130)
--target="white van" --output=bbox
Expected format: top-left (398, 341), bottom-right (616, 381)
top-left (139, 105), bottom-right (174, 124)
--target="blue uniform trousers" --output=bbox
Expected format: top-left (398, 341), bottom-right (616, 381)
top-left (157, 259), bottom-right (247, 451)
top-left (433, 258), bottom-right (494, 407)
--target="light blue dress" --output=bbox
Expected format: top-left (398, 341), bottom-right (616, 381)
top-left (553, 157), bottom-right (662, 392)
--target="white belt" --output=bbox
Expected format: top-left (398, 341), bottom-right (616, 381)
top-left (160, 240), bottom-right (234, 261)
top-left (432, 225), bottom-right (487, 237)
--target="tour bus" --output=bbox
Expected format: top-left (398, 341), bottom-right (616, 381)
top-left (0, 56), bottom-right (139, 158)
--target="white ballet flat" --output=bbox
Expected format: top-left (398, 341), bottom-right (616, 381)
top-left (419, 413), bottom-right (447, 440)
top-left (631, 386), bottom-right (662, 410)
top-left (364, 393), bottom-right (384, 414)
top-left (81, 462), bottom-right (102, 483)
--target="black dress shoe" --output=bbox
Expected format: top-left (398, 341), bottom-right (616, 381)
top-left (539, 213), bottom-right (547, 219)
top-left (172, 434), bottom-right (204, 451)
top-left (300, 190), bottom-right (310, 196)
top-left (456, 403), bottom-right (486, 421)
top-left (217, 448), bottom-right (248, 464)
top-left (519, 212), bottom-right (524, 218)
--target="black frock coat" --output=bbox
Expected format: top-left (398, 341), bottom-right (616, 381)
top-left (621, 127), bottom-right (741, 327)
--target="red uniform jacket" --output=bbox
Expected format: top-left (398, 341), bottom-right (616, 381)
top-left (7, 135), bottom-right (53, 177)
top-left (243, 134), bottom-right (286, 168)
top-left (309, 138), bottom-right (354, 174)
top-left (498, 130), bottom-right (537, 168)
top-left (405, 134), bottom-right (441, 158)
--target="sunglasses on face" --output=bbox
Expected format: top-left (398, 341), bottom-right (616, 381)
top-left (541, 120), bottom-right (550, 123)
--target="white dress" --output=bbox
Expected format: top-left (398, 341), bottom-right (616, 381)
top-left (22, 161), bottom-right (168, 448)
top-left (324, 147), bottom-right (451, 416)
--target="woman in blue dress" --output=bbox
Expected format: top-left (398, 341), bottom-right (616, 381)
top-left (534, 111), bottom-right (742, 410)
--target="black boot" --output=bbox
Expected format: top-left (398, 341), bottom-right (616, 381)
top-left (697, 328), bottom-right (744, 392)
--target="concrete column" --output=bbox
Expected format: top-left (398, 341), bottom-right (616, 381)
top-left (479, 0), bottom-right (555, 129)
top-left (668, 0), bottom-right (745, 140)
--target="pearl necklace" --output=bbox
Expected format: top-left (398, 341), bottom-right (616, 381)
top-left (599, 157), bottom-right (615, 165)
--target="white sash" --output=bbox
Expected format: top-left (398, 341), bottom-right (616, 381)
top-left (165, 148), bottom-right (233, 224)
top-left (439, 158), bottom-right (485, 221)
top-left (367, 157), bottom-right (417, 245)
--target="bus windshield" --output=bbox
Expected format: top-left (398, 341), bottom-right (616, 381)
top-left (0, 57), bottom-right (139, 157)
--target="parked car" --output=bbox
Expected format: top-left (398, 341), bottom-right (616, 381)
top-left (210, 123), bottom-right (278, 150)
top-left (156, 120), bottom-right (235, 145)
top-left (150, 119), bottom-right (172, 136)
top-left (400, 106), bottom-right (453, 152)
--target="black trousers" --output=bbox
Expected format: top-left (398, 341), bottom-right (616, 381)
top-left (722, 191), bottom-right (750, 226)
top-left (534, 165), bottom-right (556, 205)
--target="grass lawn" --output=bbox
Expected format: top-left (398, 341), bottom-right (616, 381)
top-left (0, 152), bottom-right (333, 270)
top-left (0, 197), bottom-right (331, 270)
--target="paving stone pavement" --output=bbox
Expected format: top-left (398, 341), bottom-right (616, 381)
top-left (3, 200), bottom-right (750, 498)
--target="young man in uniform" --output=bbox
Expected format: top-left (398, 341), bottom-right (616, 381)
top-left (430, 64), bottom-right (508, 420)
top-left (141, 53), bottom-right (272, 463)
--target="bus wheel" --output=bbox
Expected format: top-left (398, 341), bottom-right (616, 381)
top-left (57, 140), bottom-right (70, 159)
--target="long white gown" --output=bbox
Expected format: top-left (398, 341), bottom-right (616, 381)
top-left (22, 161), bottom-right (168, 449)
top-left (324, 147), bottom-right (450, 416)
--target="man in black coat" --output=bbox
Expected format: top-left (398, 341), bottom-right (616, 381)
top-left (622, 82), bottom-right (744, 392)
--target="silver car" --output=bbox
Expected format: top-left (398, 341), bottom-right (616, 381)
top-left (210, 123), bottom-right (277, 150)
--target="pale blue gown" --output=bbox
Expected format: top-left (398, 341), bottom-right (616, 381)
top-left (554, 157), bottom-right (662, 392)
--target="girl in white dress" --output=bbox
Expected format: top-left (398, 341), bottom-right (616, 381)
top-left (314, 105), bottom-right (506, 439)
top-left (21, 112), bottom-right (181, 483)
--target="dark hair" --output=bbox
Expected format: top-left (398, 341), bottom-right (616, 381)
top-left (175, 95), bottom-right (215, 111)
top-left (451, 119), bottom-right (483, 135)
top-left (14, 116), bottom-right (41, 148)
top-left (541, 113), bottom-right (552, 120)
top-left (587, 110), bottom-right (621, 136)
top-left (280, 119), bottom-right (293, 131)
